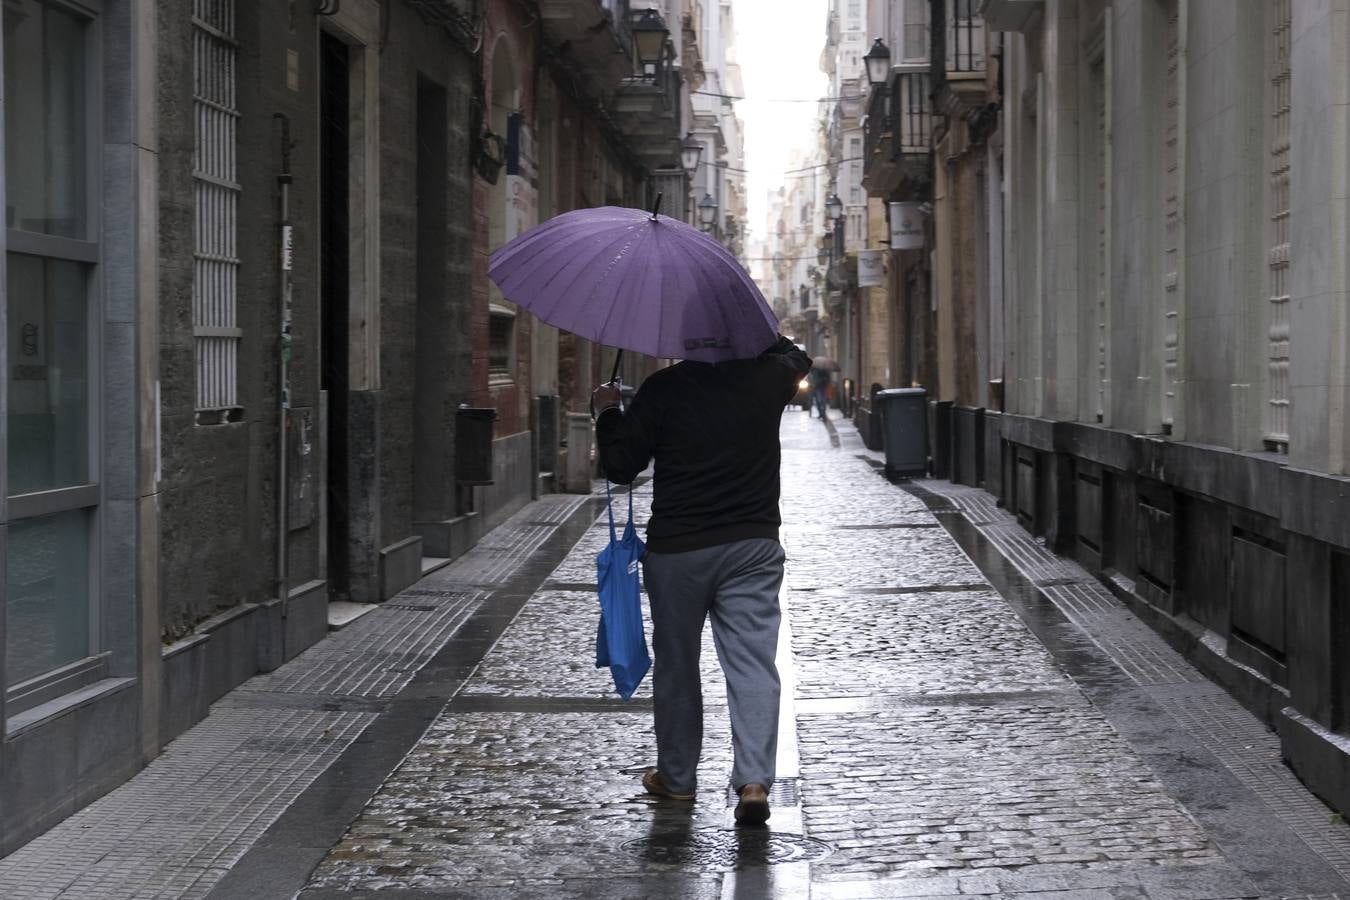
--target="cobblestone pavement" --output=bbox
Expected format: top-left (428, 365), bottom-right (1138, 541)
top-left (295, 410), bottom-right (1350, 898)
top-left (5, 411), bottom-right (1350, 899)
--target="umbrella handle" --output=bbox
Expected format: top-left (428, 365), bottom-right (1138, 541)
top-left (610, 349), bottom-right (624, 386)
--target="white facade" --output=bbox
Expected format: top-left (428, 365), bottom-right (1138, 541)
top-left (998, 0), bottom-right (1350, 468)
top-left (689, 0), bottom-right (747, 253)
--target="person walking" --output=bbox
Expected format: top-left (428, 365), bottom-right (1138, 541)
top-left (591, 335), bottom-right (811, 827)
top-left (808, 365), bottom-right (831, 419)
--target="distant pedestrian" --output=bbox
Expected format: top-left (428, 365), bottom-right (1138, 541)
top-left (808, 366), bottom-right (831, 419)
top-left (592, 334), bottom-right (811, 827)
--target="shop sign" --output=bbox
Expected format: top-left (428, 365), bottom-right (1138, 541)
top-left (888, 201), bottom-right (926, 249)
top-left (857, 249), bottom-right (885, 287)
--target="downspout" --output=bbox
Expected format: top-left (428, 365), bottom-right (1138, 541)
top-left (275, 113), bottom-right (295, 616)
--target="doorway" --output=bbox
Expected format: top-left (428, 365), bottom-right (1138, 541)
top-left (320, 31), bottom-right (351, 601)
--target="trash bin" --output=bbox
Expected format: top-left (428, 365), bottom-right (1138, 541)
top-left (455, 406), bottom-right (497, 485)
top-left (876, 388), bottom-right (928, 479)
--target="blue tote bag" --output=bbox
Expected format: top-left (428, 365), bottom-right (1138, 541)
top-left (595, 483), bottom-right (651, 699)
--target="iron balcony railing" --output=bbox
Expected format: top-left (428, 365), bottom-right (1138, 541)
top-left (863, 65), bottom-right (932, 184)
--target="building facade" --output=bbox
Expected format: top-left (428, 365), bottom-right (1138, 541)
top-left (0, 0), bottom-right (701, 851)
top-left (878, 0), bottom-right (1350, 817)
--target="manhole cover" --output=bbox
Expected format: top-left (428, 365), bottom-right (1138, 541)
top-left (621, 829), bottom-right (831, 869)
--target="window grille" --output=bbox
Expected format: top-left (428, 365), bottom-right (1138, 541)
top-left (1094, 62), bottom-right (1107, 422)
top-left (192, 0), bottom-right (242, 418)
top-left (1161, 1), bottom-right (1180, 430)
top-left (1264, 0), bottom-right (1292, 451)
top-left (947, 0), bottom-right (984, 72)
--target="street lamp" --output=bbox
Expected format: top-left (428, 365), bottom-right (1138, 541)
top-left (863, 38), bottom-right (891, 87)
top-left (826, 193), bottom-right (844, 225)
top-left (632, 8), bottom-right (669, 73)
top-left (698, 193), bottom-right (719, 229)
top-left (680, 133), bottom-right (703, 173)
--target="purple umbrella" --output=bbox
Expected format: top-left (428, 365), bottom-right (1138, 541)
top-left (488, 199), bottom-right (778, 367)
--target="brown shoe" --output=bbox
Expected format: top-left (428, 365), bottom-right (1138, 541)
top-left (642, 767), bottom-right (695, 801)
top-left (734, 783), bottom-right (770, 826)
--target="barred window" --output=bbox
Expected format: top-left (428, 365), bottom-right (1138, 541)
top-left (1264, 0), bottom-right (1292, 451)
top-left (193, 0), bottom-right (242, 422)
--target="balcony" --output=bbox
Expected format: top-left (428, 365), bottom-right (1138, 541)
top-left (937, 0), bottom-right (990, 118)
top-left (539, 0), bottom-right (636, 103)
top-left (404, 0), bottom-right (477, 48)
top-left (862, 65), bottom-right (931, 199)
top-left (612, 9), bottom-right (684, 172)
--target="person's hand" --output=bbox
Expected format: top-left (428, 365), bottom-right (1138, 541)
top-left (591, 382), bottom-right (622, 419)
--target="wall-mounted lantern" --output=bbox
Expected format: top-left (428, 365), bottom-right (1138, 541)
top-left (633, 8), bottom-right (669, 75)
top-left (698, 193), bottom-right (718, 229)
top-left (475, 130), bottom-right (506, 184)
top-left (826, 193), bottom-right (844, 224)
top-left (680, 133), bottom-right (703, 173)
top-left (863, 38), bottom-right (891, 87)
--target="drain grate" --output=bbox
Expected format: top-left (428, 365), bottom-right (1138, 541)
top-left (621, 828), bottom-right (831, 869)
top-left (384, 602), bottom-right (438, 612)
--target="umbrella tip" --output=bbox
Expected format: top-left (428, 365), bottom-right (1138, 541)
top-left (650, 192), bottom-right (663, 221)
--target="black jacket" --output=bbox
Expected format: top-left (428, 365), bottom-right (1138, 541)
top-left (596, 336), bottom-right (812, 554)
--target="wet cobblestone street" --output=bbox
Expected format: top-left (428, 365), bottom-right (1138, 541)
top-left (3, 410), bottom-right (1350, 899)
top-left (296, 410), bottom-right (1349, 899)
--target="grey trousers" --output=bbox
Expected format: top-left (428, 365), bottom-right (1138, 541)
top-left (642, 537), bottom-right (785, 795)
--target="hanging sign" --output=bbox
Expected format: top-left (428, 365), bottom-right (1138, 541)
top-left (857, 249), bottom-right (885, 287)
top-left (888, 201), bottom-right (926, 249)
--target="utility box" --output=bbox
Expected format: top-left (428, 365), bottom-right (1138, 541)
top-left (877, 388), bottom-right (928, 479)
top-left (455, 406), bottom-right (497, 485)
top-left (563, 412), bottom-right (593, 494)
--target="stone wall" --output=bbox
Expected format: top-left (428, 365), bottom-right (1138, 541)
top-left (944, 0), bottom-right (1350, 816)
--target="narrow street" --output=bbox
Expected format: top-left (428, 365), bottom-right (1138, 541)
top-left (1, 410), bottom-right (1347, 899)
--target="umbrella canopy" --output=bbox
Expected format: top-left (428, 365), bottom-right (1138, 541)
top-left (813, 356), bottom-right (840, 371)
top-left (489, 206), bottom-right (778, 362)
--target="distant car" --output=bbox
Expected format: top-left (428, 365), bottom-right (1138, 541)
top-left (793, 376), bottom-right (811, 411)
top-left (791, 342), bottom-right (811, 410)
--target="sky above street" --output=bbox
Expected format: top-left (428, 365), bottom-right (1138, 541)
top-left (733, 0), bottom-right (830, 245)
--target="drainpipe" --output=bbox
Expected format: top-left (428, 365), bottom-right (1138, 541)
top-left (275, 113), bottom-right (294, 616)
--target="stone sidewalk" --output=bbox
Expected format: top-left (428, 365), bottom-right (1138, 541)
top-left (1, 409), bottom-right (1349, 898)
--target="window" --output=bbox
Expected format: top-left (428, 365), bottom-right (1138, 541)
top-left (902, 0), bottom-right (930, 61)
top-left (193, 0), bottom-right (242, 421)
top-left (489, 307), bottom-right (516, 378)
top-left (847, 0), bottom-right (860, 21)
top-left (1161, 0), bottom-right (1181, 431)
top-left (4, 0), bottom-right (100, 690)
top-left (848, 209), bottom-right (864, 244)
top-left (1264, 0), bottom-right (1292, 450)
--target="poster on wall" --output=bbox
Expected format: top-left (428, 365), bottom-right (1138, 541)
top-left (506, 113), bottom-right (539, 240)
top-left (857, 249), bottom-right (885, 287)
